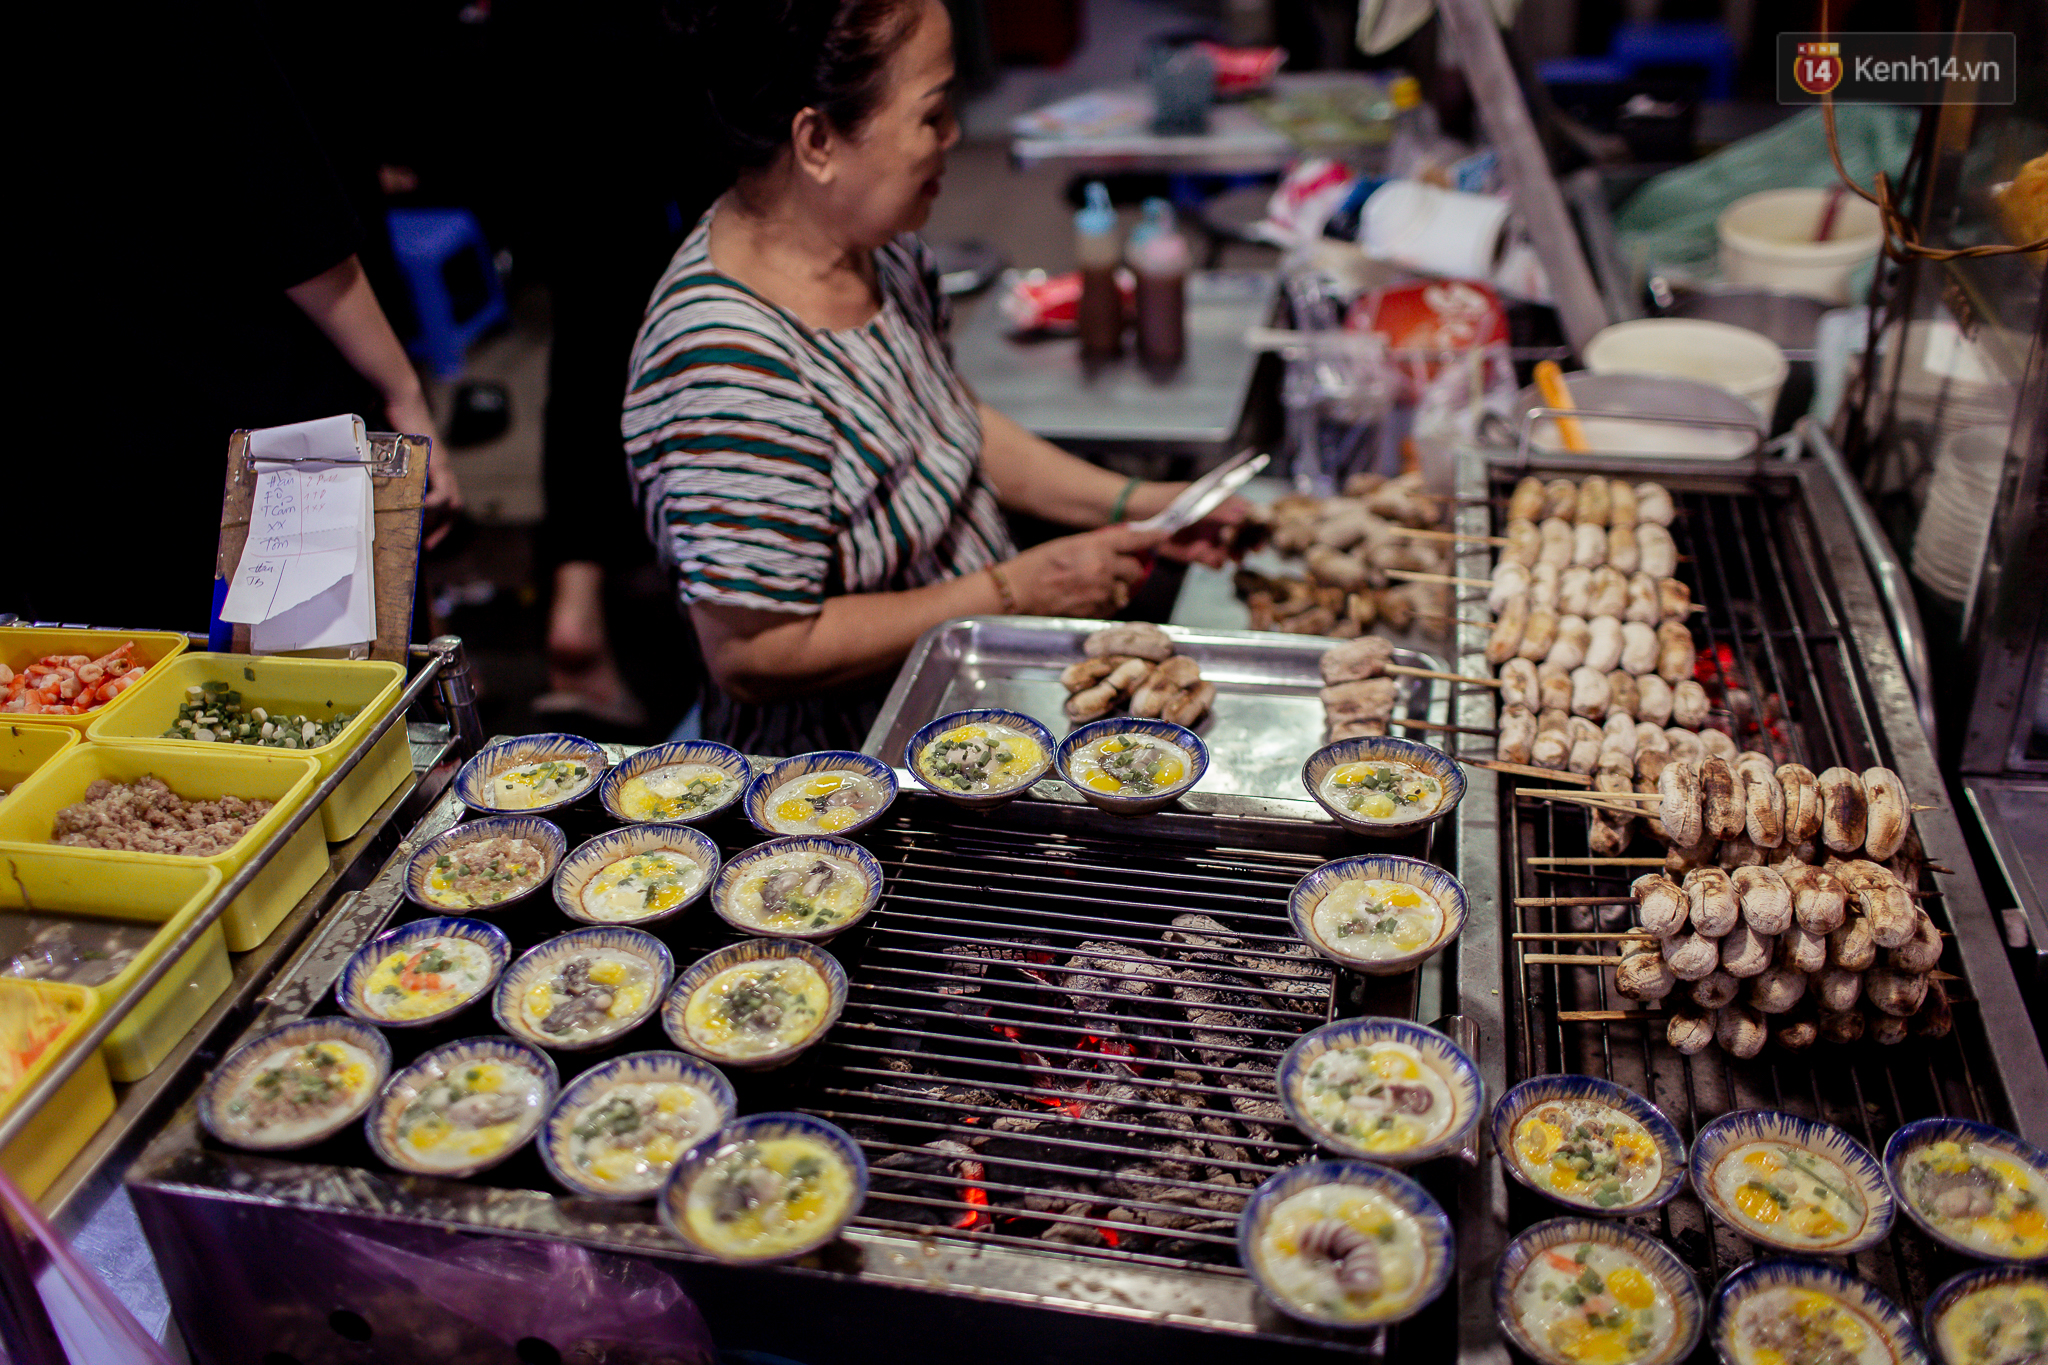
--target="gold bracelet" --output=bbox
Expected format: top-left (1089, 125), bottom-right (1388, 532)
top-left (986, 563), bottom-right (1018, 614)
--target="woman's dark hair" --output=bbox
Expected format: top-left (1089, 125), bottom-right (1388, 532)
top-left (668, 0), bottom-right (924, 178)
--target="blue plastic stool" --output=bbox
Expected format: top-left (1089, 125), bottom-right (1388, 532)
top-left (1537, 56), bottom-right (1631, 86)
top-left (1609, 22), bottom-right (1737, 99)
top-left (386, 207), bottom-right (510, 378)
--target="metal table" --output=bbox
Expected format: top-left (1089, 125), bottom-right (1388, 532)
top-left (953, 270), bottom-right (1278, 460)
top-left (1009, 75), bottom-right (1387, 175)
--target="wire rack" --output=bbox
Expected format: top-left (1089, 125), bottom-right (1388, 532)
top-left (1488, 474), bottom-right (2008, 1308)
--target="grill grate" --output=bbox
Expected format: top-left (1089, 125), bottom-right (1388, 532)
top-left (792, 808), bottom-right (1366, 1274)
top-left (1484, 475), bottom-right (2006, 1308)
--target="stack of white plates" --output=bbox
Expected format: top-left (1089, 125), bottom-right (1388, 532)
top-left (1912, 424), bottom-right (2009, 605)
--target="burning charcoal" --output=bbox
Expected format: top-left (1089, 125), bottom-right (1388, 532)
top-left (870, 1140), bottom-right (990, 1229)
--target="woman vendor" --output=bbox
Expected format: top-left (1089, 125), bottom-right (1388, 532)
top-left (624, 0), bottom-right (1240, 753)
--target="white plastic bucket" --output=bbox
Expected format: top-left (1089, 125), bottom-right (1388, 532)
top-left (1582, 318), bottom-right (1790, 421)
top-left (1716, 188), bottom-right (1883, 303)
top-left (1360, 181), bottom-right (1511, 279)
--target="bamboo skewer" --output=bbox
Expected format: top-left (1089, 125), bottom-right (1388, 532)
top-left (1384, 661), bottom-right (1502, 688)
top-left (1511, 931), bottom-right (1656, 941)
top-left (1559, 1010), bottom-right (1660, 1022)
top-left (1382, 716), bottom-right (1498, 739)
top-left (1386, 568), bottom-right (1492, 589)
top-left (1515, 790), bottom-right (1652, 818)
top-left (1522, 952), bottom-right (1627, 967)
top-left (1522, 787), bottom-right (1660, 804)
top-left (1385, 525), bottom-right (1510, 548)
top-left (1465, 760), bottom-right (1592, 785)
top-left (1527, 856), bottom-right (1668, 868)
top-left (1514, 896), bottom-right (1639, 907)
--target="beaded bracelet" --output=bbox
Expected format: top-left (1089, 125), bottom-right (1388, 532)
top-left (986, 563), bottom-right (1019, 614)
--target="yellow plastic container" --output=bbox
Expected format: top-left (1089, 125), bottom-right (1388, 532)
top-left (0, 627), bottom-right (189, 733)
top-left (88, 653), bottom-right (412, 842)
top-left (2, 723), bottom-right (79, 797)
top-left (0, 978), bottom-right (113, 1201)
top-left (0, 852), bottom-right (230, 1081)
top-left (0, 744), bottom-right (324, 952)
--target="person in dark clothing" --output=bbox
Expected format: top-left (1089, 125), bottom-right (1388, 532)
top-left (11, 0), bottom-right (455, 630)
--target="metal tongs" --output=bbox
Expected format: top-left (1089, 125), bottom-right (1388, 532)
top-left (1127, 448), bottom-right (1269, 535)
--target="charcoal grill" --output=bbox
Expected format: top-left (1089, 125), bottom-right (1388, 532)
top-left (1449, 457), bottom-right (2048, 1320)
top-left (120, 447), bottom-right (2047, 1365)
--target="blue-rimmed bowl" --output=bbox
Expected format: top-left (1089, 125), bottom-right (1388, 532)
top-left (1495, 1218), bottom-right (1705, 1365)
top-left (659, 1112), bottom-right (870, 1263)
top-left (335, 916), bottom-right (512, 1029)
top-left (453, 733), bottom-right (609, 816)
top-left (405, 814), bottom-right (566, 914)
top-left (662, 939), bottom-right (848, 1072)
top-left (493, 926), bottom-right (674, 1053)
top-left (1492, 1075), bottom-right (1688, 1215)
top-left (364, 1035), bottom-right (559, 1179)
top-left (1692, 1110), bottom-right (1894, 1254)
top-left (1055, 717), bottom-right (1209, 816)
top-left (538, 1050), bottom-right (737, 1202)
top-left (1278, 1017), bottom-right (1482, 1165)
top-left (1712, 1259), bottom-right (1928, 1365)
top-left (1288, 854), bottom-right (1470, 975)
top-left (901, 708), bottom-right (1057, 811)
top-left (1236, 1159), bottom-right (1455, 1329)
top-left (1885, 1118), bottom-right (2048, 1264)
top-left (711, 836), bottom-right (881, 943)
top-left (598, 741), bottom-right (750, 825)
top-left (1923, 1266), bottom-right (2048, 1365)
top-left (744, 751), bottom-right (898, 840)
top-left (199, 1017), bottom-right (391, 1152)
top-left (554, 824), bottom-right (720, 929)
top-left (1302, 736), bottom-right (1466, 839)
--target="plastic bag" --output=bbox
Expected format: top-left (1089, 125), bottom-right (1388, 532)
top-left (0, 1169), bottom-right (175, 1365)
top-left (331, 1226), bottom-right (716, 1362)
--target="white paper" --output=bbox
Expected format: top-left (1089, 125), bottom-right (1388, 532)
top-left (219, 412), bottom-right (378, 649)
top-left (249, 470), bottom-right (378, 652)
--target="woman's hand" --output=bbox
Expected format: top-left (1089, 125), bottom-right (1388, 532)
top-left (384, 389), bottom-right (464, 549)
top-left (1121, 483), bottom-right (1250, 570)
top-left (1004, 525), bottom-right (1164, 617)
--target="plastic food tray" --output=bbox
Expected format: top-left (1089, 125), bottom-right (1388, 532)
top-left (0, 626), bottom-right (190, 733)
top-left (0, 851), bottom-right (229, 1081)
top-left (0, 978), bottom-right (111, 1201)
top-left (88, 653), bottom-right (411, 842)
top-left (0, 744), bottom-right (323, 952)
top-left (1, 723), bottom-right (80, 798)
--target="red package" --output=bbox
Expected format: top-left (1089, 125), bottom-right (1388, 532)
top-left (1000, 268), bottom-right (1137, 335)
top-left (1347, 278), bottom-right (1508, 399)
top-left (1194, 42), bottom-right (1287, 95)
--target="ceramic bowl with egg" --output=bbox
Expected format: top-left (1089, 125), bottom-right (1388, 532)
top-left (335, 915), bottom-right (512, 1029)
top-left (553, 824), bottom-right (720, 929)
top-left (1492, 1075), bottom-right (1688, 1216)
top-left (1710, 1258), bottom-right (1926, 1365)
top-left (1302, 736), bottom-right (1465, 839)
top-left (1691, 1110), bottom-right (1893, 1255)
top-left (744, 751), bottom-right (897, 839)
top-left (1494, 1218), bottom-right (1705, 1365)
top-left (659, 1111), bottom-right (869, 1263)
top-left (711, 835), bottom-right (881, 943)
top-left (493, 926), bottom-right (674, 1053)
top-left (404, 815), bottom-right (566, 914)
top-left (1055, 717), bottom-right (1208, 816)
top-left (1884, 1118), bottom-right (2048, 1265)
top-left (902, 708), bottom-right (1056, 811)
top-left (1922, 1266), bottom-right (2048, 1365)
top-left (662, 938), bottom-right (848, 1072)
top-left (1288, 854), bottom-right (1468, 976)
top-left (199, 1017), bottom-right (391, 1152)
top-left (538, 1050), bottom-right (736, 1201)
top-left (1236, 1159), bottom-right (1455, 1330)
top-left (453, 733), bottom-right (608, 816)
top-left (1278, 1016), bottom-right (1482, 1166)
top-left (598, 741), bottom-right (750, 826)
top-left (365, 1035), bottom-right (559, 1179)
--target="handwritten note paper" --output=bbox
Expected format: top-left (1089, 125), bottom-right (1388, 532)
top-left (220, 414), bottom-right (378, 650)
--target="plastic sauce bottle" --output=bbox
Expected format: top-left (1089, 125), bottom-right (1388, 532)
top-left (1075, 182), bottom-right (1124, 362)
top-left (1127, 197), bottom-right (1190, 375)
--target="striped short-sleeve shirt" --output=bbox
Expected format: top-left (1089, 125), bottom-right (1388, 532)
top-left (623, 207), bottom-right (1014, 753)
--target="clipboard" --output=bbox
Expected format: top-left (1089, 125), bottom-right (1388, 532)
top-left (214, 429), bottom-right (428, 664)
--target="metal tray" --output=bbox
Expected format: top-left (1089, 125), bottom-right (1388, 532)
top-left (862, 615), bottom-right (1447, 820)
